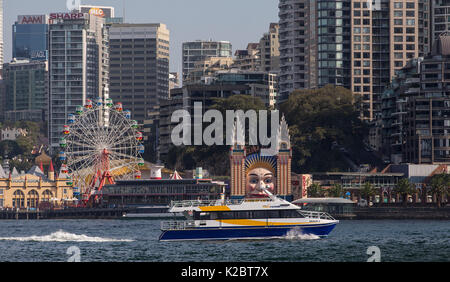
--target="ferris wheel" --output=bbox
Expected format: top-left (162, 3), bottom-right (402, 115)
top-left (59, 97), bottom-right (145, 205)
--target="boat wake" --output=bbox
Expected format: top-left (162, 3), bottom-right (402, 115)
top-left (0, 230), bottom-right (134, 242)
top-left (285, 229), bottom-right (320, 240)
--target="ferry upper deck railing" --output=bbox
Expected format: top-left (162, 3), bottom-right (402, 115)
top-left (298, 210), bottom-right (336, 220)
top-left (169, 198), bottom-right (275, 208)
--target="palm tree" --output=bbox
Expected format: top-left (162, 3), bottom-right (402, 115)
top-left (328, 183), bottom-right (344, 197)
top-left (393, 178), bottom-right (416, 207)
top-left (307, 183), bottom-right (326, 198)
top-left (429, 173), bottom-right (450, 208)
top-left (360, 182), bottom-right (377, 206)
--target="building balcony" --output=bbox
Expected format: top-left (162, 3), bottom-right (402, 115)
top-left (415, 105), bottom-right (430, 110)
top-left (415, 114), bottom-right (429, 120)
top-left (391, 111), bottom-right (407, 116)
top-left (405, 77), bottom-right (420, 84)
top-left (405, 88), bottom-right (421, 94)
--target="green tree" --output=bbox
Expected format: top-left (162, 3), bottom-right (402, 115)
top-left (307, 183), bottom-right (326, 198)
top-left (9, 159), bottom-right (33, 172)
top-left (429, 173), bottom-right (450, 208)
top-left (328, 183), bottom-right (345, 197)
top-left (15, 135), bottom-right (35, 158)
top-left (393, 178), bottom-right (416, 207)
top-left (360, 182), bottom-right (377, 205)
top-left (279, 85), bottom-right (369, 173)
top-left (0, 140), bottom-right (22, 158)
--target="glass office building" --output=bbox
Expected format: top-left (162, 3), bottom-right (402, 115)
top-left (317, 0), bottom-right (351, 88)
top-left (12, 15), bottom-right (49, 60)
top-left (3, 59), bottom-right (48, 122)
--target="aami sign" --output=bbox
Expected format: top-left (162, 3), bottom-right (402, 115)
top-left (18, 15), bottom-right (46, 25)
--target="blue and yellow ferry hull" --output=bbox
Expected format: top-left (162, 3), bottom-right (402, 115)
top-left (159, 223), bottom-right (337, 241)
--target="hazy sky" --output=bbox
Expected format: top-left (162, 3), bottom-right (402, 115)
top-left (3, 0), bottom-right (279, 74)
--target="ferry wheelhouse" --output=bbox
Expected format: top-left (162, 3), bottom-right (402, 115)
top-left (159, 189), bottom-right (338, 241)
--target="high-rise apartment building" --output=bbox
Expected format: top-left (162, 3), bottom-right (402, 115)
top-left (108, 23), bottom-right (170, 124)
top-left (182, 40), bottom-right (232, 82)
top-left (259, 23), bottom-right (280, 72)
top-left (233, 43), bottom-right (260, 71)
top-left (48, 12), bottom-right (109, 154)
top-left (3, 59), bottom-right (48, 122)
top-left (381, 34), bottom-right (450, 164)
top-left (278, 0), bottom-right (318, 101)
top-left (431, 0), bottom-right (450, 40)
top-left (185, 56), bottom-right (234, 84)
top-left (278, 0), bottom-right (431, 120)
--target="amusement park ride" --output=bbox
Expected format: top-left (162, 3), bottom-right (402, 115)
top-left (59, 97), bottom-right (145, 207)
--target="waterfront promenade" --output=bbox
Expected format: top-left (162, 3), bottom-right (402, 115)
top-left (0, 206), bottom-right (449, 220)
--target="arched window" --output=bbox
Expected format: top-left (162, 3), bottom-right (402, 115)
top-left (12, 190), bottom-right (25, 209)
top-left (27, 190), bottom-right (39, 208)
top-left (41, 190), bottom-right (53, 202)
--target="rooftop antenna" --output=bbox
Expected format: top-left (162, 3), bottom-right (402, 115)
top-left (66, 0), bottom-right (81, 12)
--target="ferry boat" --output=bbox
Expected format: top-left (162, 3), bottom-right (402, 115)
top-left (159, 189), bottom-right (339, 241)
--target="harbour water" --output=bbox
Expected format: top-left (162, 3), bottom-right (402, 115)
top-left (0, 219), bottom-right (448, 262)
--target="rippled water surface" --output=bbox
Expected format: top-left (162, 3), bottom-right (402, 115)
top-left (0, 219), bottom-right (448, 262)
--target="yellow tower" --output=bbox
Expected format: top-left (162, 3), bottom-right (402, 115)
top-left (230, 118), bottom-right (246, 198)
top-left (276, 115), bottom-right (292, 200)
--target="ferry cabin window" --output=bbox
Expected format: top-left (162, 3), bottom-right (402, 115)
top-left (193, 210), bottom-right (304, 220)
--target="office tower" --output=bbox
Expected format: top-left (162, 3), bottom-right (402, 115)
top-left (259, 23), bottom-right (280, 72)
top-left (13, 15), bottom-right (49, 61)
top-left (48, 12), bottom-right (109, 154)
top-left (0, 0), bottom-right (3, 75)
top-left (108, 23), bottom-right (170, 124)
top-left (3, 59), bottom-right (48, 122)
top-left (182, 40), bottom-right (232, 82)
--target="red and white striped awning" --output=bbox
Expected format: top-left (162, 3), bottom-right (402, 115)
top-left (170, 170), bottom-right (182, 180)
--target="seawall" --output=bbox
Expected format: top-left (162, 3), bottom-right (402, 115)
top-left (0, 208), bottom-right (128, 220)
top-left (353, 206), bottom-right (450, 220)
